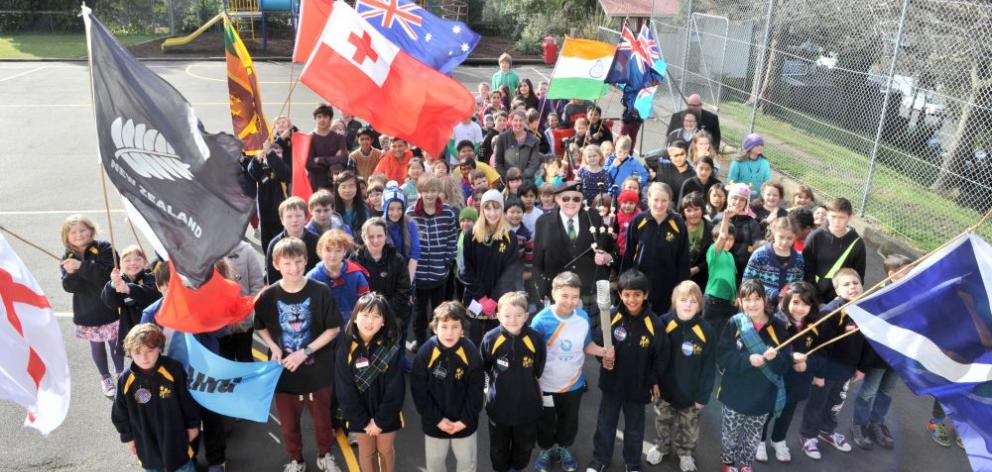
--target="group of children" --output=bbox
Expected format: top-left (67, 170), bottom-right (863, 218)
top-left (53, 59), bottom-right (965, 472)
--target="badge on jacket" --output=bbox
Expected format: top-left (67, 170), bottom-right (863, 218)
top-left (613, 326), bottom-right (628, 342)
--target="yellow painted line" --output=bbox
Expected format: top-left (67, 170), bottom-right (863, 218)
top-left (184, 64), bottom-right (294, 84)
top-left (252, 347), bottom-right (267, 361)
top-left (336, 430), bottom-right (360, 472)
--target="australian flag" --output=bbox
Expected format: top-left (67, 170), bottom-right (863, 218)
top-left (846, 233), bottom-right (992, 471)
top-left (355, 0), bottom-right (479, 74)
top-left (606, 21), bottom-right (667, 117)
top-left (84, 6), bottom-right (256, 286)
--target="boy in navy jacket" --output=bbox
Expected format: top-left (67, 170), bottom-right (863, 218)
top-left (411, 301), bottom-right (485, 472)
top-left (588, 270), bottom-right (670, 472)
top-left (480, 292), bottom-right (546, 472)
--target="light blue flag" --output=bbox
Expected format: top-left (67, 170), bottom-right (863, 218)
top-left (847, 233), bottom-right (992, 471)
top-left (180, 333), bottom-right (283, 423)
top-left (623, 59), bottom-right (666, 119)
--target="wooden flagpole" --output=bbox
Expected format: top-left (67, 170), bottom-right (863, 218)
top-left (0, 225), bottom-right (61, 261)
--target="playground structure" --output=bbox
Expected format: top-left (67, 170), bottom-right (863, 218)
top-left (161, 0), bottom-right (469, 52)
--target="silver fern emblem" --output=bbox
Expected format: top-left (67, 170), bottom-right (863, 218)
top-left (110, 117), bottom-right (194, 181)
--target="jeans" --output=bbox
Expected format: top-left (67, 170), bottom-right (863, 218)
top-left (853, 367), bottom-right (898, 426)
top-left (800, 379), bottom-right (847, 437)
top-left (592, 391), bottom-right (646, 467)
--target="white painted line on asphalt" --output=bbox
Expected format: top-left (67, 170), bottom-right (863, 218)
top-left (0, 209), bottom-right (125, 215)
top-left (0, 66), bottom-right (46, 83)
top-left (615, 429), bottom-right (655, 458)
top-left (269, 412), bottom-right (282, 425)
top-left (184, 64), bottom-right (295, 84)
top-left (530, 66), bottom-right (550, 81)
top-left (268, 432), bottom-right (282, 444)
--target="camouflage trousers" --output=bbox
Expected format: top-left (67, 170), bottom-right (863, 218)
top-left (653, 399), bottom-right (701, 456)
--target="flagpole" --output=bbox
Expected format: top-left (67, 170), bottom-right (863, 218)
top-left (775, 205), bottom-right (992, 351)
top-left (0, 225), bottom-right (62, 261)
top-left (804, 327), bottom-right (861, 357)
top-left (81, 3), bottom-right (120, 270)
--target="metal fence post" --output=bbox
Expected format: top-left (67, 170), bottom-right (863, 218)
top-left (748, 0), bottom-right (776, 134)
top-left (166, 0), bottom-right (176, 35)
top-left (680, 0), bottom-right (694, 91)
top-left (859, 0), bottom-right (912, 215)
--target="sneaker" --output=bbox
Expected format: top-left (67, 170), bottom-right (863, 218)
top-left (678, 455), bottom-right (697, 472)
top-left (347, 432), bottom-right (358, 447)
top-left (801, 436), bottom-right (822, 460)
top-left (956, 435), bottom-right (964, 449)
top-left (755, 441), bottom-right (768, 462)
top-left (100, 376), bottom-right (116, 398)
top-left (928, 418), bottom-right (952, 447)
top-left (283, 460), bottom-right (306, 472)
top-left (720, 465), bottom-right (738, 472)
top-left (738, 467), bottom-right (753, 472)
top-left (818, 431), bottom-right (853, 452)
top-left (584, 464), bottom-right (606, 472)
top-left (851, 425), bottom-right (874, 450)
top-left (625, 465), bottom-right (642, 472)
top-left (534, 448), bottom-right (553, 472)
top-left (869, 423), bottom-right (894, 449)
top-left (559, 446), bottom-right (579, 472)
top-left (771, 440), bottom-right (792, 462)
top-left (316, 453), bottom-right (340, 472)
top-left (645, 445), bottom-right (665, 465)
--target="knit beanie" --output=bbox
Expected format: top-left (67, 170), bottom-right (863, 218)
top-left (742, 133), bottom-right (764, 153)
top-left (382, 183), bottom-right (406, 212)
top-left (728, 182), bottom-right (751, 200)
top-left (459, 206), bottom-right (479, 222)
top-left (617, 189), bottom-right (640, 205)
top-left (480, 189), bottom-right (505, 209)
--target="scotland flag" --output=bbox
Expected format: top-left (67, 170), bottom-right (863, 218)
top-left (355, 0), bottom-right (479, 74)
top-left (846, 233), bottom-right (992, 471)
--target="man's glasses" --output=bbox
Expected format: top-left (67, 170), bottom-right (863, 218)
top-left (559, 196), bottom-right (583, 203)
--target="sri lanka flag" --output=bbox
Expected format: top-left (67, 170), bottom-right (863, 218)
top-left (846, 233), bottom-right (992, 471)
top-left (224, 14), bottom-right (270, 156)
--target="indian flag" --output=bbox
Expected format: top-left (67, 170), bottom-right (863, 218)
top-left (546, 38), bottom-right (616, 100)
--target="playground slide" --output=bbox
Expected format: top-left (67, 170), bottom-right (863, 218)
top-left (161, 12), bottom-right (226, 51)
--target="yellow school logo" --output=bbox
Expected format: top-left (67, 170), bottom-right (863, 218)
top-left (499, 242), bottom-right (507, 253)
top-left (159, 385), bottom-right (172, 399)
top-left (455, 367), bottom-right (464, 380)
top-left (522, 356), bottom-right (534, 368)
top-left (806, 337), bottom-right (814, 348)
top-left (639, 335), bottom-right (650, 348)
top-left (665, 232), bottom-right (674, 242)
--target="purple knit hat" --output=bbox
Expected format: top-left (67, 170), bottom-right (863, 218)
top-left (742, 133), bottom-right (764, 152)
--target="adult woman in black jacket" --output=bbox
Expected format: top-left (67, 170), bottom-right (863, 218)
top-left (355, 219), bottom-right (412, 344)
top-left (494, 110), bottom-right (542, 180)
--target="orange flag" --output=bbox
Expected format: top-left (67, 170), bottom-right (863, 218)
top-left (291, 132), bottom-right (314, 202)
top-left (156, 261), bottom-right (254, 334)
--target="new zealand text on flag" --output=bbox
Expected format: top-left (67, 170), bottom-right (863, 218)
top-left (84, 6), bottom-right (255, 332)
top-left (846, 233), bottom-right (992, 471)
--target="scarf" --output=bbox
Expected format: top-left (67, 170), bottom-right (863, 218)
top-left (732, 313), bottom-right (786, 418)
top-left (412, 197), bottom-right (444, 217)
top-left (354, 340), bottom-right (399, 394)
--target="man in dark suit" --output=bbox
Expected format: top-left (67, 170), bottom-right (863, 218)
top-left (667, 94), bottom-right (722, 150)
top-left (533, 181), bottom-right (617, 308)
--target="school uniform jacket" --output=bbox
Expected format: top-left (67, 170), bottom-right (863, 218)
top-left (620, 211), bottom-right (691, 313)
top-left (658, 312), bottom-right (717, 409)
top-left (461, 228), bottom-right (520, 308)
top-left (533, 209), bottom-right (617, 298)
top-left (354, 245), bottom-right (412, 321)
top-left (480, 325), bottom-right (546, 426)
top-left (335, 331), bottom-right (406, 434)
top-left (101, 270), bottom-right (160, 356)
top-left (814, 297), bottom-right (866, 381)
top-left (410, 336), bottom-right (485, 438)
top-left (61, 240), bottom-right (118, 327)
top-left (773, 310), bottom-right (825, 402)
top-left (111, 356), bottom-right (200, 472)
top-left (593, 305), bottom-right (670, 404)
top-left (716, 315), bottom-right (792, 416)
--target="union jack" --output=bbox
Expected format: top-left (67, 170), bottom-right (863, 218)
top-left (357, 0), bottom-right (424, 40)
top-left (618, 22), bottom-right (661, 74)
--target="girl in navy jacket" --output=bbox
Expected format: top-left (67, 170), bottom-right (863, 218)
top-left (716, 280), bottom-right (792, 472)
top-left (100, 245), bottom-right (161, 357)
top-left (59, 214), bottom-right (121, 398)
top-left (335, 293), bottom-right (405, 472)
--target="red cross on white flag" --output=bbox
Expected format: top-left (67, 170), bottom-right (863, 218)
top-left (0, 234), bottom-right (70, 435)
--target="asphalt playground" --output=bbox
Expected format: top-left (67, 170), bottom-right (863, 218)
top-left (0, 60), bottom-right (973, 471)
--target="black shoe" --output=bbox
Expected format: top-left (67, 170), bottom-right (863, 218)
top-left (851, 425), bottom-right (874, 450)
top-left (870, 423), bottom-right (895, 449)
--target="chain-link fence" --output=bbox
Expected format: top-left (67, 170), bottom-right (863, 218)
top-left (642, 0), bottom-right (992, 251)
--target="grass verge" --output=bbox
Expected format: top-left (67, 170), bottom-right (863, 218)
top-left (0, 32), bottom-right (161, 59)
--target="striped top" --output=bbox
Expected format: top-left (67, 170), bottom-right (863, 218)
top-left (407, 203), bottom-right (458, 288)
